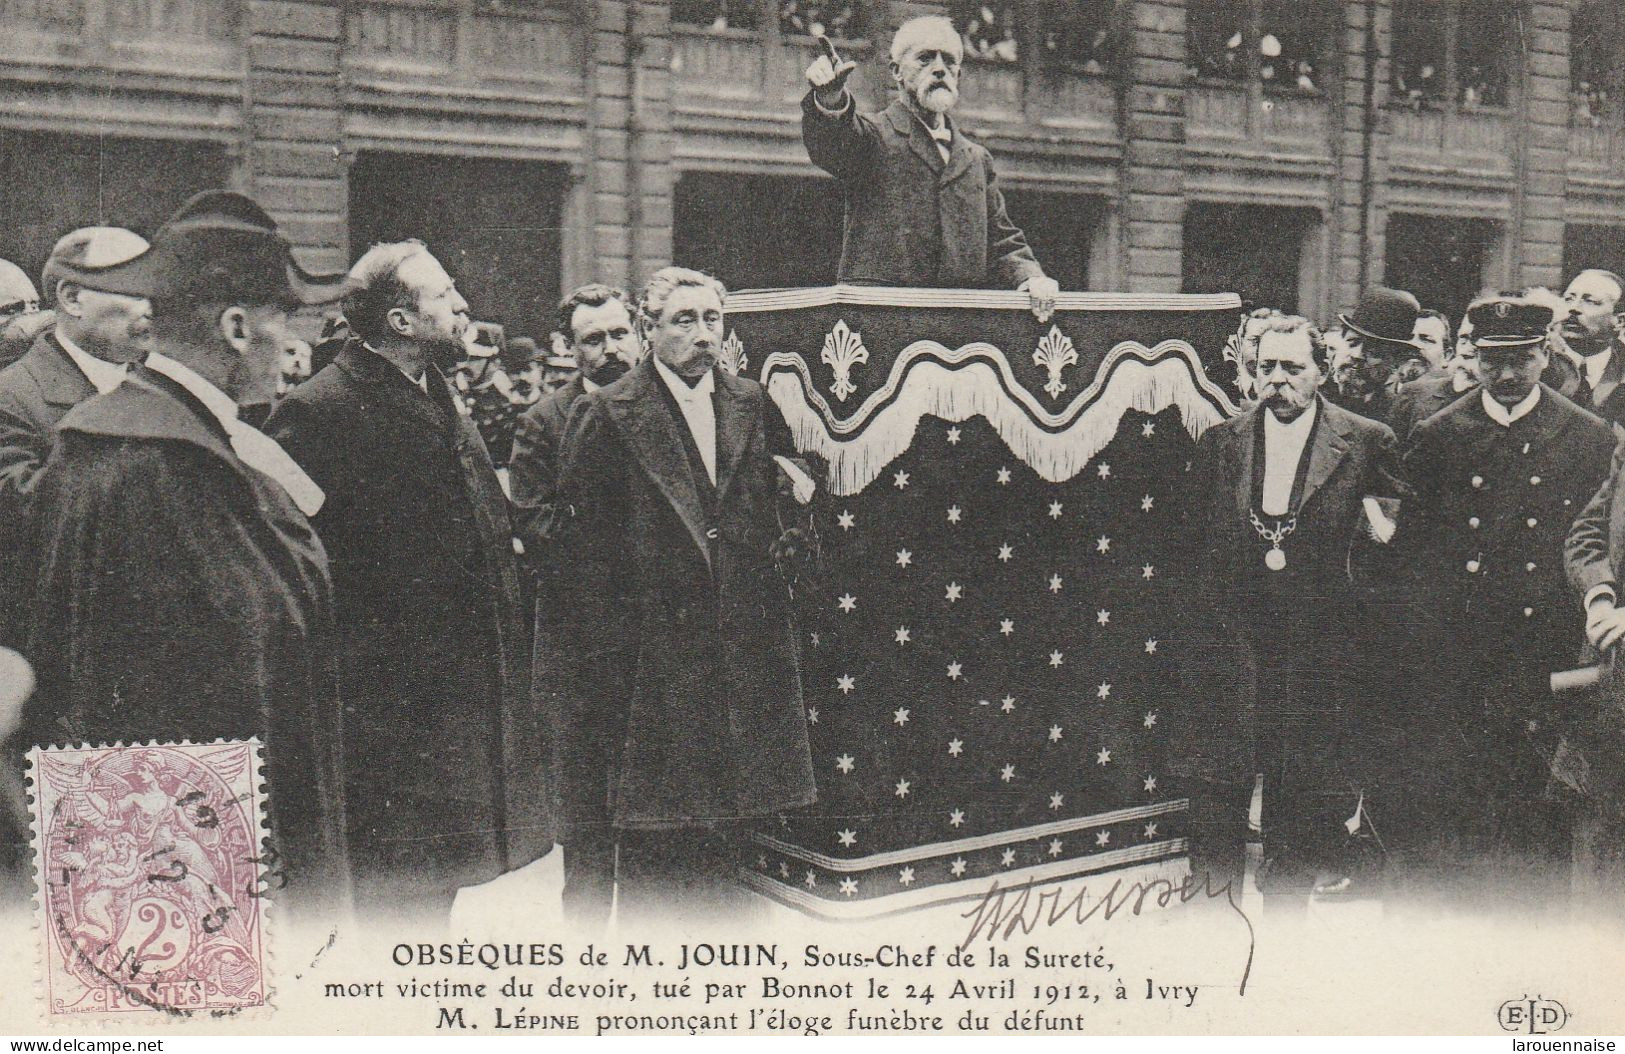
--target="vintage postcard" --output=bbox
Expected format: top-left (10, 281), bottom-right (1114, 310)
top-left (0, 0), bottom-right (1623, 1041)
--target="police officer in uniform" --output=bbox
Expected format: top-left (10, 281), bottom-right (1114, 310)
top-left (1395, 296), bottom-right (1615, 896)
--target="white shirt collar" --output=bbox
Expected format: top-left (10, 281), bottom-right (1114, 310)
top-left (146, 351), bottom-right (325, 517)
top-left (1481, 385), bottom-right (1541, 427)
top-left (146, 351), bottom-right (240, 430)
top-left (652, 353), bottom-right (715, 401)
top-left (1585, 348), bottom-right (1612, 390)
top-left (581, 374), bottom-right (600, 394)
top-left (54, 328), bottom-right (130, 395)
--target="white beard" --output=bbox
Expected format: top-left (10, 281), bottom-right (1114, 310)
top-left (914, 81), bottom-right (958, 114)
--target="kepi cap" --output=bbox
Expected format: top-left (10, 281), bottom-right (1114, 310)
top-left (1468, 297), bottom-right (1553, 350)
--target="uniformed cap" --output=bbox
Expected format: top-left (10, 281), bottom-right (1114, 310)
top-left (40, 227), bottom-right (151, 300)
top-left (134, 190), bottom-right (351, 308)
top-left (544, 353), bottom-right (577, 370)
top-left (1468, 297), bottom-right (1553, 350)
top-left (0, 259), bottom-right (39, 313)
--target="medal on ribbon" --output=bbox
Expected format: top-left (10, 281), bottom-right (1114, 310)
top-left (1249, 510), bottom-right (1297, 571)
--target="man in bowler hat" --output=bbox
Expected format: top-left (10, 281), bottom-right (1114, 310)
top-left (1327, 286), bottom-right (1426, 422)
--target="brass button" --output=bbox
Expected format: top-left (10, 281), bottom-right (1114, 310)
top-left (1471, 475), bottom-right (1484, 488)
top-left (1469, 517), bottom-right (1480, 528)
top-left (1524, 607), bottom-right (1534, 617)
top-left (1466, 559), bottom-right (1480, 573)
top-left (1531, 475), bottom-right (1542, 485)
top-left (1527, 518), bottom-right (1537, 527)
top-left (1526, 562), bottom-right (1537, 572)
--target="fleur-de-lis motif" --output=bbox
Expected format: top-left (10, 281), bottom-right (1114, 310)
top-left (1032, 325), bottom-right (1078, 399)
top-left (720, 329), bottom-right (748, 376)
top-left (821, 318), bottom-right (869, 402)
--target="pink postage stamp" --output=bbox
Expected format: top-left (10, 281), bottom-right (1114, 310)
top-left (27, 741), bottom-right (270, 1018)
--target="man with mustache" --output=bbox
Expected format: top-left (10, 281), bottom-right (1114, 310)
top-left (265, 241), bottom-right (555, 920)
top-left (508, 282), bottom-right (642, 920)
top-left (801, 16), bottom-right (1061, 320)
top-left (1178, 312), bottom-right (1402, 898)
top-left (1394, 296), bottom-right (1615, 897)
top-left (0, 227), bottom-right (153, 647)
top-left (1561, 269), bottom-right (1625, 426)
top-left (553, 266), bottom-right (816, 924)
top-left (511, 283), bottom-right (641, 551)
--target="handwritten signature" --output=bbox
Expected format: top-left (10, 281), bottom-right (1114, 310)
top-left (957, 869), bottom-right (1256, 996)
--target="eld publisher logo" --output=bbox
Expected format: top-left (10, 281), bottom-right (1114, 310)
top-left (1500, 996), bottom-right (1569, 1034)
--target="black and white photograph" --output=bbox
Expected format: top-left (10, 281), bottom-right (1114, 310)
top-left (0, 0), bottom-right (1621, 1040)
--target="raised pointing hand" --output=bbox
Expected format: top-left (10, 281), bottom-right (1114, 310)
top-left (806, 33), bottom-right (857, 106)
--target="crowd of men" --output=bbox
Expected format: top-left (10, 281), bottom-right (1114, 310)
top-left (1183, 274), bottom-right (1625, 910)
top-left (0, 193), bottom-right (818, 927)
top-left (0, 14), bottom-right (1621, 933)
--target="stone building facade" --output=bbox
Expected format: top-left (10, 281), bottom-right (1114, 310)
top-left (1, 0), bottom-right (1622, 343)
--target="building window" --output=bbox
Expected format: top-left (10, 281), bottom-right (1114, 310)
top-left (1187, 0), bottom-right (1247, 82)
top-left (778, 0), bottom-right (860, 39)
top-left (1260, 0), bottom-right (1325, 92)
top-left (675, 173), bottom-right (844, 290)
top-left (1039, 0), bottom-right (1120, 75)
top-left (673, 0), bottom-right (862, 39)
top-left (1392, 0), bottom-right (1522, 110)
top-left (1188, 0), bottom-right (1328, 92)
top-left (951, 0), bottom-right (1020, 62)
top-left (1572, 0), bottom-right (1623, 124)
top-left (672, 0), bottom-right (763, 32)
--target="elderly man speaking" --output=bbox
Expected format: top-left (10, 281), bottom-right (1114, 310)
top-left (802, 16), bottom-right (1060, 320)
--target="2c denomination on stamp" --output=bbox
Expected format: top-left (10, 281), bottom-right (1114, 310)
top-left (27, 741), bottom-right (271, 1018)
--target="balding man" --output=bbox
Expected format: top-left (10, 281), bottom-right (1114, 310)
top-left (802, 16), bottom-right (1059, 319)
top-left (1562, 269), bottom-right (1625, 426)
top-left (0, 260), bottom-right (47, 370)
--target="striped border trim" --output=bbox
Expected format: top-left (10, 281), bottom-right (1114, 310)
top-left (743, 840), bottom-right (1189, 920)
top-left (752, 799), bottom-right (1189, 872)
top-left (727, 286), bottom-right (1244, 314)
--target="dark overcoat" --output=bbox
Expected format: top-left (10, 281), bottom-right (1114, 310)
top-left (1575, 345), bottom-right (1625, 428)
top-left (553, 359), bottom-right (816, 835)
top-left (1387, 372), bottom-right (1469, 442)
top-left (1177, 398), bottom-right (1403, 807)
top-left (1561, 436), bottom-right (1625, 819)
top-left (801, 93), bottom-right (1044, 289)
top-left (509, 373), bottom-right (585, 556)
top-left (19, 368), bottom-right (350, 913)
top-left (265, 343), bottom-right (553, 893)
top-left (0, 331), bottom-right (96, 646)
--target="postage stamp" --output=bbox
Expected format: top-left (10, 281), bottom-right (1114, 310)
top-left (26, 741), bottom-right (270, 1018)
